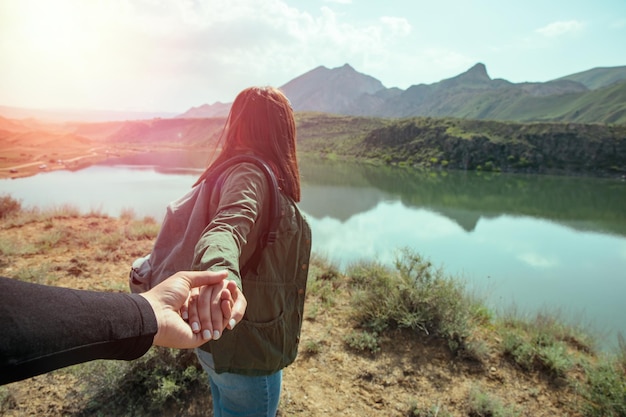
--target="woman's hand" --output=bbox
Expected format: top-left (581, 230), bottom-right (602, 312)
top-left (139, 270), bottom-right (245, 348)
top-left (186, 277), bottom-right (247, 341)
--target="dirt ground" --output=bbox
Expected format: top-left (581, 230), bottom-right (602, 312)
top-left (0, 214), bottom-right (585, 417)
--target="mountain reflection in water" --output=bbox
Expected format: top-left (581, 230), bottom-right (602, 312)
top-left (1, 152), bottom-right (625, 349)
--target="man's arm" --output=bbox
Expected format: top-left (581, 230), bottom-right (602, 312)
top-left (0, 270), bottom-right (245, 385)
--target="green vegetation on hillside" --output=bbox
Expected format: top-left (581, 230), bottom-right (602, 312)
top-left (556, 65), bottom-right (626, 90)
top-left (428, 80), bottom-right (626, 124)
top-left (497, 82), bottom-right (626, 124)
top-left (295, 113), bottom-right (626, 177)
top-left (295, 112), bottom-right (390, 158)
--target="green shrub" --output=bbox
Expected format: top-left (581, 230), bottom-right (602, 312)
top-left (119, 207), bottom-right (136, 220)
top-left (303, 339), bottom-right (324, 355)
top-left (408, 401), bottom-right (453, 417)
top-left (0, 195), bottom-right (21, 219)
top-left (517, 157), bottom-right (530, 168)
top-left (75, 348), bottom-right (210, 416)
top-left (463, 336), bottom-right (492, 363)
top-left (306, 255), bottom-right (341, 307)
top-left (501, 328), bottom-right (574, 377)
top-left (343, 330), bottom-right (380, 354)
top-left (578, 360), bottom-right (626, 417)
top-left (539, 342), bottom-right (572, 378)
top-left (37, 229), bottom-right (66, 251)
top-left (125, 219), bottom-right (160, 240)
top-left (0, 237), bottom-right (37, 256)
top-left (0, 386), bottom-right (16, 414)
top-left (13, 263), bottom-right (52, 284)
top-left (98, 231), bottom-right (126, 252)
top-left (502, 330), bottom-right (535, 370)
top-left (617, 333), bottom-right (626, 372)
top-left (346, 248), bottom-right (483, 355)
top-left (468, 386), bottom-right (520, 417)
top-left (499, 310), bottom-right (592, 378)
top-left (48, 204), bottom-right (82, 219)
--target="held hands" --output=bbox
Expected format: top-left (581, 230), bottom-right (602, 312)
top-left (139, 270), bottom-right (246, 349)
top-left (183, 280), bottom-right (243, 341)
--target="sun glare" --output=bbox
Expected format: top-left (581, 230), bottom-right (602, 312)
top-left (17, 0), bottom-right (96, 58)
top-left (1, 0), bottom-right (140, 108)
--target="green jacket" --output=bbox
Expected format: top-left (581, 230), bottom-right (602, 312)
top-left (192, 162), bottom-right (311, 376)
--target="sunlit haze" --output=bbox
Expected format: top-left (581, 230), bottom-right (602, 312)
top-left (1, 0), bottom-right (625, 112)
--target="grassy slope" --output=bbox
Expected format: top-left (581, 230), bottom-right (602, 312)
top-left (555, 65), bottom-right (626, 90)
top-left (490, 82), bottom-right (626, 124)
top-left (419, 81), bottom-right (626, 124)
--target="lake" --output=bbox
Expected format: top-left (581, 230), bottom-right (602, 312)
top-left (2, 152), bottom-right (625, 349)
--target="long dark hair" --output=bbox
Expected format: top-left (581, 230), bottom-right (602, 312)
top-left (196, 86), bottom-right (301, 202)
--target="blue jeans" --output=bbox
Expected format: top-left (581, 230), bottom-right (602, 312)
top-left (196, 348), bottom-right (282, 417)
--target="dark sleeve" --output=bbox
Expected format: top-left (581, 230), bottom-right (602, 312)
top-left (0, 277), bottom-right (157, 385)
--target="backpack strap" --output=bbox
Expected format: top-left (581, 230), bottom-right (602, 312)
top-left (203, 154), bottom-right (281, 276)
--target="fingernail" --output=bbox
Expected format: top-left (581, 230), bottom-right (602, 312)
top-left (182, 311), bottom-right (188, 320)
top-left (228, 318), bottom-right (237, 330)
top-left (213, 330), bottom-right (221, 340)
top-left (191, 322), bottom-right (200, 332)
top-left (202, 330), bottom-right (212, 340)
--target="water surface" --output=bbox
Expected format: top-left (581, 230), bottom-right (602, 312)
top-left (2, 153), bottom-right (625, 348)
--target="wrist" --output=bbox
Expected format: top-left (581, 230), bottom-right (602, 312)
top-left (138, 292), bottom-right (163, 344)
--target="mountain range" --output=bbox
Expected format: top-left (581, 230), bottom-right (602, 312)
top-left (181, 63), bottom-right (626, 124)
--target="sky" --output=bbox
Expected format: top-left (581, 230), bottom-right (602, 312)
top-left (1, 0), bottom-right (625, 113)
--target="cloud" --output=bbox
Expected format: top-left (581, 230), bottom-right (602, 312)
top-left (0, 0), bottom-right (452, 110)
top-left (610, 18), bottom-right (626, 29)
top-left (536, 20), bottom-right (585, 37)
top-left (108, 0), bottom-right (415, 100)
top-left (517, 252), bottom-right (558, 269)
top-left (380, 16), bottom-right (411, 37)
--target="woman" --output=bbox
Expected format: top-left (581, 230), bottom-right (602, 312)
top-left (188, 86), bottom-right (312, 417)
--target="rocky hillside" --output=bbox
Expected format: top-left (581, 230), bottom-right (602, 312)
top-left (295, 113), bottom-right (626, 178)
top-left (280, 63), bottom-right (389, 115)
top-left (362, 118), bottom-right (626, 176)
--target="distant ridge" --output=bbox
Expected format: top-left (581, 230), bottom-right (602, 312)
top-left (555, 65), bottom-right (626, 89)
top-left (176, 63), bottom-right (626, 124)
top-left (4, 63), bottom-right (622, 124)
top-left (177, 101), bottom-right (231, 118)
top-left (443, 62), bottom-right (495, 86)
top-left (280, 63), bottom-right (386, 114)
